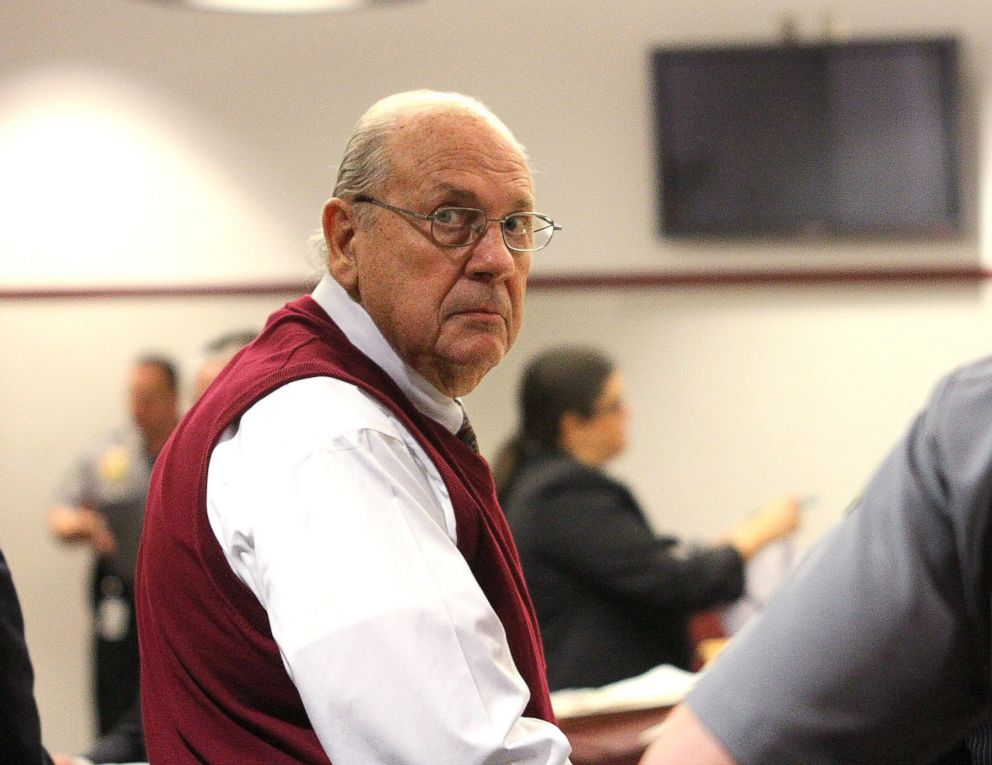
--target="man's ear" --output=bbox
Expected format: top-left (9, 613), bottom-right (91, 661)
top-left (323, 198), bottom-right (359, 293)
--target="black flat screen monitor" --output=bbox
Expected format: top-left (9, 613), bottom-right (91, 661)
top-left (651, 37), bottom-right (961, 238)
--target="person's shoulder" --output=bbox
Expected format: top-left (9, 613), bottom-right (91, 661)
top-left (242, 376), bottom-right (405, 446)
top-left (940, 354), bottom-right (992, 389)
top-left (536, 452), bottom-right (595, 478)
top-left (78, 426), bottom-right (129, 448)
top-left (71, 427), bottom-right (134, 467)
top-left (928, 354), bottom-right (992, 416)
top-left (913, 355), bottom-right (992, 465)
top-left (511, 453), bottom-right (615, 501)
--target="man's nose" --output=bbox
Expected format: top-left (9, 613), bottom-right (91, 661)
top-left (464, 223), bottom-right (517, 279)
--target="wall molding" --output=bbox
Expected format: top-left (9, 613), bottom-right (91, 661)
top-left (2, 265), bottom-right (990, 300)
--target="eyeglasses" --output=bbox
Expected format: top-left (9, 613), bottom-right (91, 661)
top-left (352, 196), bottom-right (560, 253)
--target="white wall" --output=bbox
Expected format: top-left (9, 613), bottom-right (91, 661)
top-left (4, 0), bottom-right (992, 753)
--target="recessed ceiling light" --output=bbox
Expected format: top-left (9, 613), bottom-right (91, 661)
top-left (154, 0), bottom-right (418, 14)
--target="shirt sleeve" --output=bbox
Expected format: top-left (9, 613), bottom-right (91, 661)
top-left (206, 377), bottom-right (571, 765)
top-left (534, 481), bottom-right (744, 610)
top-left (685, 363), bottom-right (992, 765)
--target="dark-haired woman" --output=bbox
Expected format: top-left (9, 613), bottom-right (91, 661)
top-left (495, 346), bottom-right (799, 691)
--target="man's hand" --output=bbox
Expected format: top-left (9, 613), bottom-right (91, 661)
top-left (51, 753), bottom-right (91, 765)
top-left (48, 506), bottom-right (117, 555)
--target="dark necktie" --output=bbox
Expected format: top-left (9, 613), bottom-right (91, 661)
top-left (967, 719), bottom-right (992, 764)
top-left (456, 406), bottom-right (480, 454)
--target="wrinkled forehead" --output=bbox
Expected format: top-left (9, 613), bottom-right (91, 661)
top-left (386, 108), bottom-right (534, 204)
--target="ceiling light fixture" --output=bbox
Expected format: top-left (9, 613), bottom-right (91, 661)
top-left (152, 0), bottom-right (418, 15)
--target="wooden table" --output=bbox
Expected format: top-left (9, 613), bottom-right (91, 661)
top-left (558, 705), bottom-right (673, 765)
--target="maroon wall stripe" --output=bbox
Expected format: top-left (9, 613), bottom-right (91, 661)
top-left (1, 265), bottom-right (989, 300)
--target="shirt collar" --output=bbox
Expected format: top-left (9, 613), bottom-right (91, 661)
top-left (311, 274), bottom-right (465, 435)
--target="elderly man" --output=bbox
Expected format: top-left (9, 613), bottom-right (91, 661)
top-left (136, 91), bottom-right (569, 764)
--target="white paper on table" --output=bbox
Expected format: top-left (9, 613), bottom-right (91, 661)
top-left (550, 663), bottom-right (698, 719)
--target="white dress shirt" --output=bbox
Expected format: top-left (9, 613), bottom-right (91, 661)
top-left (206, 274), bottom-right (571, 764)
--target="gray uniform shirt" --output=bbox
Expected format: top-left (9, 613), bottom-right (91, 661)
top-left (58, 428), bottom-right (152, 585)
top-left (687, 356), bottom-right (992, 764)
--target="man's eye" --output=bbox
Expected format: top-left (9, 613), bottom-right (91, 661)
top-left (504, 215), bottom-right (531, 235)
top-left (433, 208), bottom-right (462, 225)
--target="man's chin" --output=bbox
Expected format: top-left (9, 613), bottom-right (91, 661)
top-left (434, 337), bottom-right (507, 395)
top-left (454, 336), bottom-right (507, 366)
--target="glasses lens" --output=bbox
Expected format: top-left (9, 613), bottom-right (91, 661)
top-left (503, 213), bottom-right (555, 252)
top-left (431, 207), bottom-right (486, 247)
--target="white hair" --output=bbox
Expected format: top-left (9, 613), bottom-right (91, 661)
top-left (309, 90), bottom-right (529, 264)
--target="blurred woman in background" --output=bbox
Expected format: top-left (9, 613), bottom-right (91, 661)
top-left (495, 346), bottom-right (800, 691)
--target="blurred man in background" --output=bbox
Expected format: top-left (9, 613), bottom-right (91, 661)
top-left (48, 355), bottom-right (178, 758)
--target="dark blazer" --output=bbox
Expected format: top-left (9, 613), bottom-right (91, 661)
top-left (0, 547), bottom-right (54, 765)
top-left (502, 453), bottom-right (745, 691)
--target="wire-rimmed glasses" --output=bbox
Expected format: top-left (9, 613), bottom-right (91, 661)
top-left (353, 196), bottom-right (560, 253)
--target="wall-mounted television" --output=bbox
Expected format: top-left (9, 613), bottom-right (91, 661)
top-left (650, 37), bottom-right (962, 239)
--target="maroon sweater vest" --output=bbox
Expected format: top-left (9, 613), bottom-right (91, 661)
top-left (136, 296), bottom-right (555, 763)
